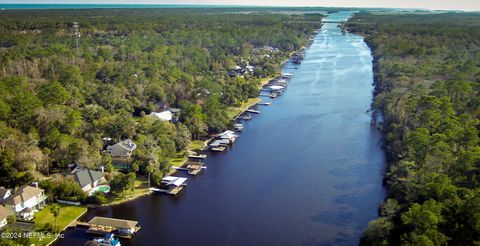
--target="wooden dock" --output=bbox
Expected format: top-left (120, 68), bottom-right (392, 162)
top-left (150, 186), bottom-right (183, 195)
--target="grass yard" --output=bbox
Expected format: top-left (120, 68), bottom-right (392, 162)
top-left (189, 140), bottom-right (206, 151)
top-left (105, 175), bottom-right (151, 205)
top-left (226, 97), bottom-right (262, 119)
top-left (31, 204), bottom-right (86, 246)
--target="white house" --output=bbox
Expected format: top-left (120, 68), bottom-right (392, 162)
top-left (107, 139), bottom-right (137, 158)
top-left (0, 205), bottom-right (13, 229)
top-left (149, 111), bottom-right (173, 121)
top-left (73, 168), bottom-right (106, 193)
top-left (2, 185), bottom-right (47, 220)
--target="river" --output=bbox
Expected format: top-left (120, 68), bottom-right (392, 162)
top-left (58, 11), bottom-right (385, 246)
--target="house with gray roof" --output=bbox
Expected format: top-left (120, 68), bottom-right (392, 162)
top-left (73, 168), bottom-right (106, 193)
top-left (106, 139), bottom-right (137, 158)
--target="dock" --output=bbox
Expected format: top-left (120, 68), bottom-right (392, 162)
top-left (234, 123), bottom-right (244, 131)
top-left (84, 216), bottom-right (141, 239)
top-left (150, 186), bottom-right (183, 195)
top-left (173, 162), bottom-right (206, 176)
top-left (188, 154), bottom-right (207, 159)
top-left (237, 115), bottom-right (252, 120)
top-left (246, 109), bottom-right (261, 114)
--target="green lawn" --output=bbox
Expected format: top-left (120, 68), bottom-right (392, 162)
top-left (226, 98), bottom-right (262, 119)
top-left (169, 151), bottom-right (187, 167)
top-left (32, 204), bottom-right (86, 246)
top-left (189, 140), bottom-right (206, 151)
top-left (105, 175), bottom-right (151, 204)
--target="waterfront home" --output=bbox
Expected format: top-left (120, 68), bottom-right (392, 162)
top-left (0, 205), bottom-right (13, 229)
top-left (217, 130), bottom-right (238, 143)
top-left (72, 168), bottom-right (107, 193)
top-left (107, 139), bottom-right (137, 158)
top-left (150, 110), bottom-right (173, 122)
top-left (87, 216), bottom-right (140, 238)
top-left (2, 185), bottom-right (47, 220)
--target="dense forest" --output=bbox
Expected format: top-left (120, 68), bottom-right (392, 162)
top-left (346, 12), bottom-right (480, 245)
top-left (0, 8), bottom-right (322, 190)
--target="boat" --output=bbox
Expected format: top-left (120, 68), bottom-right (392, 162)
top-left (94, 234), bottom-right (121, 246)
top-left (246, 109), bottom-right (261, 114)
top-left (269, 92), bottom-right (278, 98)
top-left (258, 102), bottom-right (271, 106)
top-left (234, 123), bottom-right (244, 131)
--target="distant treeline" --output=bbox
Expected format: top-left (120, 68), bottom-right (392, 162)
top-left (347, 12), bottom-right (480, 245)
top-left (0, 8), bottom-right (322, 189)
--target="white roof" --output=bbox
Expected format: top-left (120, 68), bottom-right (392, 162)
top-left (162, 176), bottom-right (187, 187)
top-left (218, 130), bottom-right (237, 139)
top-left (150, 111), bottom-right (173, 121)
top-left (269, 85), bottom-right (284, 90)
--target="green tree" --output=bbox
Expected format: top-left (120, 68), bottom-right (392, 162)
top-left (50, 204), bottom-right (60, 233)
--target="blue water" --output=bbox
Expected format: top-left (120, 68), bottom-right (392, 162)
top-left (57, 11), bottom-right (385, 246)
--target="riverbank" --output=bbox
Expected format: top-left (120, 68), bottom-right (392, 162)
top-left (56, 11), bottom-right (386, 245)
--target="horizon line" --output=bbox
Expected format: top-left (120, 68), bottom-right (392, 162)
top-left (0, 3), bottom-right (475, 12)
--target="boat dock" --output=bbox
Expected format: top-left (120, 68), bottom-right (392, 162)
top-left (173, 161), bottom-right (206, 176)
top-left (150, 176), bottom-right (188, 195)
top-left (150, 186), bottom-right (183, 195)
top-left (246, 109), bottom-right (261, 114)
top-left (188, 154), bottom-right (207, 160)
top-left (84, 216), bottom-right (141, 239)
top-left (237, 115), bottom-right (252, 120)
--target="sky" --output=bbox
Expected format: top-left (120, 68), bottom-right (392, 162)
top-left (1, 0), bottom-right (479, 11)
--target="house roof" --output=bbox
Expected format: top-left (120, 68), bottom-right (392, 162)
top-left (150, 111), bottom-right (173, 121)
top-left (0, 205), bottom-right (13, 221)
top-left (4, 186), bottom-right (44, 206)
top-left (162, 176), bottom-right (187, 187)
top-left (218, 130), bottom-right (237, 140)
top-left (73, 168), bottom-right (105, 189)
top-left (0, 187), bottom-right (10, 200)
top-left (108, 139), bottom-right (137, 156)
top-left (88, 216), bottom-right (138, 230)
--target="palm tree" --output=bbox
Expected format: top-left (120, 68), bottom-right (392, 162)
top-left (50, 204), bottom-right (60, 232)
top-left (146, 164), bottom-right (154, 188)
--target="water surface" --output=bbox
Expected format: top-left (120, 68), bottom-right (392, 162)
top-left (58, 11), bottom-right (385, 246)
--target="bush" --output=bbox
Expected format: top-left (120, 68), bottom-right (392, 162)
top-left (86, 192), bottom-right (108, 205)
top-left (43, 222), bottom-right (54, 233)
